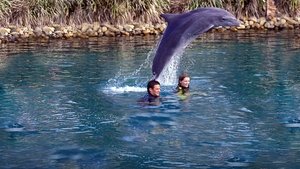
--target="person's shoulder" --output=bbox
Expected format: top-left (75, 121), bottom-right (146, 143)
top-left (137, 94), bottom-right (149, 103)
top-left (137, 94), bottom-right (160, 105)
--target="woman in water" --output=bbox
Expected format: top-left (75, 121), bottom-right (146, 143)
top-left (175, 73), bottom-right (190, 95)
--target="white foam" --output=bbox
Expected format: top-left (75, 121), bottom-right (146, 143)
top-left (104, 86), bottom-right (146, 94)
top-left (285, 123), bottom-right (300, 128)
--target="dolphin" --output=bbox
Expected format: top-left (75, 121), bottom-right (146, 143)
top-left (152, 7), bottom-right (240, 79)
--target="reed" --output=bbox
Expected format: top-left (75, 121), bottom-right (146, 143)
top-left (277, 0), bottom-right (300, 15)
top-left (0, 0), bottom-right (11, 24)
top-left (185, 0), bottom-right (267, 17)
top-left (0, 0), bottom-right (299, 26)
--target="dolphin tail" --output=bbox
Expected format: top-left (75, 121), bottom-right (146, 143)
top-left (151, 73), bottom-right (158, 80)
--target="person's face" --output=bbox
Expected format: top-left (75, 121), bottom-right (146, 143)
top-left (149, 84), bottom-right (160, 97)
top-left (180, 77), bottom-right (190, 88)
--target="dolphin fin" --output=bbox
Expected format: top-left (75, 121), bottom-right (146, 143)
top-left (161, 13), bottom-right (181, 23)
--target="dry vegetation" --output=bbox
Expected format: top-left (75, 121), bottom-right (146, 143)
top-left (0, 0), bottom-right (299, 26)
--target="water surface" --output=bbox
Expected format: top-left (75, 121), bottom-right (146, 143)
top-left (1, 30), bottom-right (300, 168)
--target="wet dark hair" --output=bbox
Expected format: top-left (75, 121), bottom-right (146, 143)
top-left (147, 80), bottom-right (160, 94)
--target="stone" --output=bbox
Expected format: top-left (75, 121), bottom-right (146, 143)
top-left (54, 31), bottom-right (63, 37)
top-left (283, 16), bottom-right (298, 25)
top-left (64, 32), bottom-right (74, 38)
top-left (159, 24), bottom-right (166, 32)
top-left (62, 27), bottom-right (68, 34)
top-left (295, 17), bottom-right (300, 21)
top-left (134, 28), bottom-right (142, 32)
top-left (42, 26), bottom-right (55, 35)
top-left (52, 24), bottom-right (62, 31)
top-left (115, 25), bottom-right (124, 31)
top-left (87, 29), bottom-right (98, 37)
top-left (288, 25), bottom-right (294, 29)
top-left (154, 23), bottom-right (161, 29)
top-left (101, 26), bottom-right (108, 32)
top-left (144, 23), bottom-right (150, 29)
top-left (81, 23), bottom-right (91, 32)
top-left (78, 33), bottom-right (88, 38)
top-left (21, 33), bottom-right (30, 38)
top-left (248, 20), bottom-right (254, 26)
top-left (274, 21), bottom-right (281, 27)
top-left (253, 23), bottom-right (260, 29)
top-left (92, 22), bottom-right (101, 32)
top-left (98, 32), bottom-right (104, 36)
top-left (27, 29), bottom-right (34, 36)
top-left (280, 18), bottom-right (287, 25)
top-left (133, 30), bottom-right (142, 35)
top-left (249, 16), bottom-right (258, 22)
top-left (103, 24), bottom-right (120, 33)
top-left (8, 25), bottom-right (16, 30)
top-left (104, 31), bottom-right (115, 37)
top-left (124, 24), bottom-right (134, 32)
top-left (0, 27), bottom-right (11, 36)
top-left (264, 22), bottom-right (275, 29)
top-left (120, 30), bottom-right (130, 36)
top-left (153, 30), bottom-right (160, 35)
top-left (230, 27), bottom-right (238, 31)
top-left (258, 17), bottom-right (266, 25)
top-left (142, 29), bottom-right (151, 35)
top-left (237, 24), bottom-right (246, 29)
top-left (10, 32), bottom-right (20, 37)
top-left (149, 27), bottom-right (155, 32)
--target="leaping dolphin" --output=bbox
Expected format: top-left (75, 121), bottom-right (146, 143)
top-left (152, 7), bottom-right (240, 79)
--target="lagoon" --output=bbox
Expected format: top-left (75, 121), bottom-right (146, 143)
top-left (1, 29), bottom-right (300, 168)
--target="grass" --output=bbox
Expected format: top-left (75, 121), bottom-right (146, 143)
top-left (277, 0), bottom-right (300, 15)
top-left (0, 0), bottom-right (299, 26)
top-left (185, 0), bottom-right (267, 18)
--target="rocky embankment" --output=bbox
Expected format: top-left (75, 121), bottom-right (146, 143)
top-left (0, 16), bottom-right (300, 44)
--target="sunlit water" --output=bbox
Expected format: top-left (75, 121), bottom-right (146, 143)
top-left (1, 29), bottom-right (300, 168)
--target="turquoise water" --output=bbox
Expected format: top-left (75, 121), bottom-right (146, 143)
top-left (1, 30), bottom-right (300, 168)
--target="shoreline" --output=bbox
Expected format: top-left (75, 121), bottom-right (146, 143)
top-left (0, 16), bottom-right (300, 44)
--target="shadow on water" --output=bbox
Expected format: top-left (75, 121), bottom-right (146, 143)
top-left (0, 30), bottom-right (300, 168)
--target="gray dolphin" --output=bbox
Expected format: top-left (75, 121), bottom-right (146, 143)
top-left (152, 7), bottom-right (240, 79)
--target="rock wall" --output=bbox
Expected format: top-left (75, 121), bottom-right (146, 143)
top-left (0, 16), bottom-right (300, 44)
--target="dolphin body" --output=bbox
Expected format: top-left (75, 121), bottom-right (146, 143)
top-left (152, 7), bottom-right (240, 79)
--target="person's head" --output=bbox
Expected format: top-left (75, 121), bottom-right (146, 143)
top-left (178, 73), bottom-right (190, 89)
top-left (147, 80), bottom-right (161, 97)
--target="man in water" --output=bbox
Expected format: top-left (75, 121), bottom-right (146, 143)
top-left (138, 80), bottom-right (161, 105)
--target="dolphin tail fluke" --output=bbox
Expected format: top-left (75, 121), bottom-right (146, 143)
top-left (151, 73), bottom-right (158, 80)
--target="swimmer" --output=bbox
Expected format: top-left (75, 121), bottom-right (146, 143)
top-left (138, 80), bottom-right (161, 105)
top-left (176, 73), bottom-right (190, 95)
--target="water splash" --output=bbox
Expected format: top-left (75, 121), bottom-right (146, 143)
top-left (157, 53), bottom-right (182, 86)
top-left (104, 49), bottom-right (153, 94)
top-left (104, 38), bottom-right (186, 92)
top-left (103, 86), bottom-right (146, 94)
top-left (155, 39), bottom-right (190, 86)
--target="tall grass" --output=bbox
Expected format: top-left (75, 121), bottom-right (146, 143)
top-left (0, 0), bottom-right (11, 24)
top-left (277, 0), bottom-right (300, 15)
top-left (0, 0), bottom-right (299, 26)
top-left (185, 0), bottom-right (266, 18)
